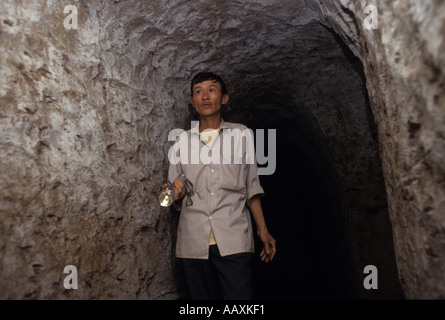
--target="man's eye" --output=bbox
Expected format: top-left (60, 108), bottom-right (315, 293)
top-left (196, 90), bottom-right (201, 94)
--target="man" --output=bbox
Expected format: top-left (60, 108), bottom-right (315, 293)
top-left (164, 72), bottom-right (276, 300)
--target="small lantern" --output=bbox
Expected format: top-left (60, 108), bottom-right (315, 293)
top-left (159, 182), bottom-right (174, 207)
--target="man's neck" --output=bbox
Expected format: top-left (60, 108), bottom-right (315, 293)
top-left (199, 116), bottom-right (221, 133)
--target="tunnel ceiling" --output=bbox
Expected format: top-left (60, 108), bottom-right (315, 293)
top-left (97, 0), bottom-right (370, 154)
top-left (99, 0), bottom-right (358, 111)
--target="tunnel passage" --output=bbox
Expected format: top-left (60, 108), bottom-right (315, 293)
top-left (223, 88), bottom-right (358, 299)
top-left (222, 75), bottom-right (402, 298)
top-left (6, 0), bottom-right (440, 299)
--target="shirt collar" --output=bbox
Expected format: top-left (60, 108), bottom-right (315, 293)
top-left (220, 118), bottom-right (229, 129)
top-left (191, 118), bottom-right (228, 135)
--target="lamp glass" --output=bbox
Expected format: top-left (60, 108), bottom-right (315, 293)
top-left (159, 187), bottom-right (174, 207)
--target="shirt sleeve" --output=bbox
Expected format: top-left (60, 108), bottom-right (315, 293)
top-left (245, 128), bottom-right (265, 207)
top-left (167, 135), bottom-right (184, 211)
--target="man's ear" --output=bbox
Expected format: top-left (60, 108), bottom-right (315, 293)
top-left (222, 94), bottom-right (229, 105)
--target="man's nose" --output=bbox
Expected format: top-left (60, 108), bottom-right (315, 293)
top-left (202, 90), bottom-right (210, 99)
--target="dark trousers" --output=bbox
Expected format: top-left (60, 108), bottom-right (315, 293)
top-left (179, 245), bottom-right (253, 300)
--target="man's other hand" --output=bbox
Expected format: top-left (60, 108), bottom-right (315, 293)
top-left (258, 229), bottom-right (277, 263)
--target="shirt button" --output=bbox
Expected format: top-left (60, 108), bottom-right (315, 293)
top-left (210, 192), bottom-right (214, 196)
top-left (209, 216), bottom-right (212, 220)
top-left (210, 169), bottom-right (215, 173)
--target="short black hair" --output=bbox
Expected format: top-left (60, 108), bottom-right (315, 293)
top-left (190, 72), bottom-right (228, 96)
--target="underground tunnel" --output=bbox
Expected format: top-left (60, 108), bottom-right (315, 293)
top-left (1, 1), bottom-right (445, 300)
top-left (224, 81), bottom-right (399, 299)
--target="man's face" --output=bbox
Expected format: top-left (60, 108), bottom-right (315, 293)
top-left (190, 80), bottom-right (229, 118)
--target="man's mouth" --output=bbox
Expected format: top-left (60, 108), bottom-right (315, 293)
top-left (202, 103), bottom-right (211, 108)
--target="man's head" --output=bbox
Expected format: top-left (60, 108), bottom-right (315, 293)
top-left (189, 72), bottom-right (229, 119)
top-left (190, 72), bottom-right (228, 97)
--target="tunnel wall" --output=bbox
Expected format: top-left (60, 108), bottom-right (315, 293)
top-left (0, 1), bottom-right (181, 299)
top-left (320, 0), bottom-right (445, 298)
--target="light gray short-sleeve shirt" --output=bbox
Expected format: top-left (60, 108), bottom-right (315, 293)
top-left (168, 119), bottom-right (264, 259)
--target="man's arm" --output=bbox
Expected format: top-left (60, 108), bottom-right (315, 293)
top-left (249, 195), bottom-right (276, 263)
top-left (164, 134), bottom-right (187, 209)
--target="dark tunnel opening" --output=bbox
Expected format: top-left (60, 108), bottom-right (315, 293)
top-left (223, 88), bottom-right (360, 299)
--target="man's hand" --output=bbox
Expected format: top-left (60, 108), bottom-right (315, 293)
top-left (249, 195), bottom-right (276, 263)
top-left (162, 178), bottom-right (186, 200)
top-left (257, 228), bottom-right (276, 263)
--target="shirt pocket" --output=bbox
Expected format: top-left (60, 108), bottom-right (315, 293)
top-left (220, 164), bottom-right (246, 198)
